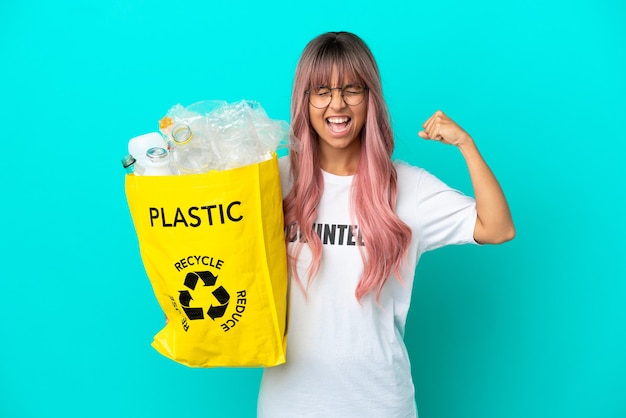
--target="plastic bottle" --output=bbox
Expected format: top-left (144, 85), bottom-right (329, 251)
top-left (169, 124), bottom-right (213, 174)
top-left (128, 132), bottom-right (167, 175)
top-left (121, 154), bottom-right (136, 174)
top-left (213, 102), bottom-right (263, 170)
top-left (142, 147), bottom-right (173, 176)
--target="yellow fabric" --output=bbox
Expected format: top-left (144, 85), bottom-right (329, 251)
top-left (125, 154), bottom-right (287, 367)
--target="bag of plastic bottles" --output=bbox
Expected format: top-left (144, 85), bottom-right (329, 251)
top-left (124, 100), bottom-right (289, 367)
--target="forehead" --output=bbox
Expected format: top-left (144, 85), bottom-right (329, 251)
top-left (309, 62), bottom-right (362, 87)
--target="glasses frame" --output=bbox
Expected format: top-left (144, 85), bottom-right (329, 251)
top-left (305, 83), bottom-right (368, 109)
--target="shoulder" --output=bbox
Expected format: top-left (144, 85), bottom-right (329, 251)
top-left (393, 160), bottom-right (427, 190)
top-left (394, 160), bottom-right (454, 193)
top-left (394, 160), bottom-right (423, 178)
top-left (393, 160), bottom-right (471, 210)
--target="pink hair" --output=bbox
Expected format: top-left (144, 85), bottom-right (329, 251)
top-left (284, 32), bottom-right (412, 301)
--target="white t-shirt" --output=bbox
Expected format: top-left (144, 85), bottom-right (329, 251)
top-left (257, 157), bottom-right (478, 418)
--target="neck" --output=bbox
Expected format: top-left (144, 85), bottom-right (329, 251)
top-left (319, 147), bottom-right (360, 175)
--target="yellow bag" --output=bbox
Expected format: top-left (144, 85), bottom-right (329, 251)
top-left (125, 154), bottom-right (287, 367)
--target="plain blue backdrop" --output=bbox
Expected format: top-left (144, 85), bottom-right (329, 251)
top-left (1, 1), bottom-right (624, 417)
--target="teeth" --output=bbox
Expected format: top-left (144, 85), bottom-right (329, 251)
top-left (327, 117), bottom-right (349, 123)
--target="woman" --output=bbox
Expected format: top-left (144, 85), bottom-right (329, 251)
top-left (258, 31), bottom-right (514, 418)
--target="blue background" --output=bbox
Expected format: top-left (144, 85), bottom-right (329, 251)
top-left (1, 0), bottom-right (624, 417)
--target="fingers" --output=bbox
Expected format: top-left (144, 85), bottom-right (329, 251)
top-left (419, 110), bottom-right (472, 147)
top-left (420, 110), bottom-right (447, 141)
top-left (418, 131), bottom-right (444, 142)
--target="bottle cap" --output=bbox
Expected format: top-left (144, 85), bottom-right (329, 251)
top-left (121, 154), bottom-right (136, 169)
top-left (146, 147), bottom-right (169, 161)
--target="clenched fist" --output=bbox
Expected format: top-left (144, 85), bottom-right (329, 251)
top-left (418, 110), bottom-right (473, 148)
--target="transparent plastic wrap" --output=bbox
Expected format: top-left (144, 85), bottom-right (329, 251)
top-left (158, 100), bottom-right (288, 174)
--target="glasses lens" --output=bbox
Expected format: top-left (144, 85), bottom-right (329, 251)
top-left (342, 84), bottom-right (365, 106)
top-left (307, 84), bottom-right (366, 108)
top-left (309, 87), bottom-right (332, 108)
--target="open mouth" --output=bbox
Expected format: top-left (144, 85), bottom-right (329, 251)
top-left (326, 116), bottom-right (352, 134)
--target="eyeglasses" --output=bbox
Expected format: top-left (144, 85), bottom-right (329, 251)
top-left (306, 83), bottom-right (368, 108)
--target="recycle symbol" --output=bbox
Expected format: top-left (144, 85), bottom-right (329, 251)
top-left (178, 271), bottom-right (230, 320)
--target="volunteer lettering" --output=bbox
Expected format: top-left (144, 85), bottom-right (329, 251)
top-left (149, 201), bottom-right (243, 227)
top-left (286, 222), bottom-right (365, 246)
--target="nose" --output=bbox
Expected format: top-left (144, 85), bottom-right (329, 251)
top-left (329, 88), bottom-right (347, 109)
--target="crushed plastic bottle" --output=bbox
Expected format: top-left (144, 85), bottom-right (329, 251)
top-left (124, 100), bottom-right (289, 176)
top-left (210, 101), bottom-right (264, 170)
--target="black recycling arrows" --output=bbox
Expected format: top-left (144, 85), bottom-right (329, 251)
top-left (184, 270), bottom-right (218, 289)
top-left (178, 290), bottom-right (204, 320)
top-left (178, 271), bottom-right (230, 321)
top-left (207, 285), bottom-right (230, 320)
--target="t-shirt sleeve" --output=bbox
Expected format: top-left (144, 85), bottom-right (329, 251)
top-left (278, 156), bottom-right (292, 198)
top-left (413, 167), bottom-right (478, 252)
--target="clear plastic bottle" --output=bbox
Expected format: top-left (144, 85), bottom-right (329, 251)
top-left (121, 154), bottom-right (136, 174)
top-left (213, 102), bottom-right (263, 170)
top-left (169, 124), bottom-right (213, 174)
top-left (142, 147), bottom-right (173, 176)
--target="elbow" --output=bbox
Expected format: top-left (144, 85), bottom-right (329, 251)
top-left (495, 224), bottom-right (516, 244)
top-left (475, 221), bottom-right (516, 245)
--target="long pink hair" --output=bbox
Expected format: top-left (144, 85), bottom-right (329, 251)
top-left (284, 32), bottom-right (412, 301)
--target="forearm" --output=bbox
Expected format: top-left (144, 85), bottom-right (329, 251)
top-left (458, 138), bottom-right (515, 244)
top-left (418, 110), bottom-right (515, 243)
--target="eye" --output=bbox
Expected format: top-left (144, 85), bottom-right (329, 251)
top-left (343, 84), bottom-right (364, 95)
top-left (313, 86), bottom-right (331, 96)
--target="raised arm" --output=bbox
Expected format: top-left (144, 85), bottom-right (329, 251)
top-left (418, 110), bottom-right (515, 244)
